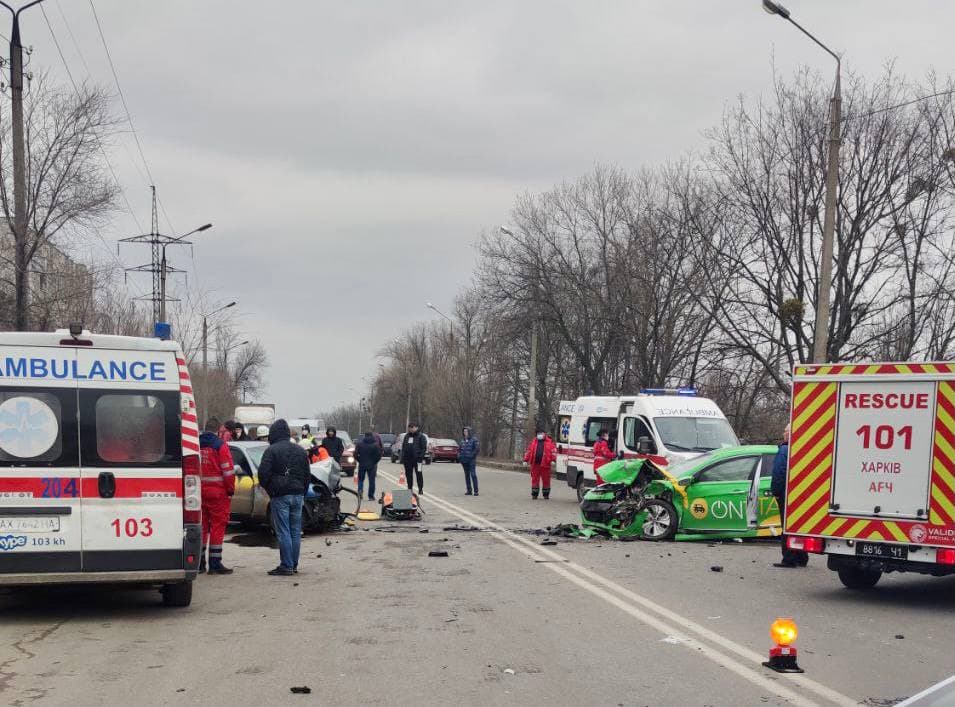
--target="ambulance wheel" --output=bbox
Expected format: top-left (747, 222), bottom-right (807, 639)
top-left (161, 580), bottom-right (193, 607)
top-left (639, 499), bottom-right (678, 540)
top-left (837, 565), bottom-right (882, 589)
top-left (576, 481), bottom-right (587, 503)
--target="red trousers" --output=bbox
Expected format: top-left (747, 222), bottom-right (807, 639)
top-left (530, 464), bottom-right (551, 489)
top-left (201, 489), bottom-right (231, 551)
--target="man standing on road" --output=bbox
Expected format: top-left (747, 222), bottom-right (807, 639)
top-left (524, 426), bottom-right (557, 500)
top-left (257, 419), bottom-right (311, 576)
top-left (459, 426), bottom-right (480, 496)
top-left (355, 430), bottom-right (382, 501)
top-left (199, 417), bottom-right (236, 575)
top-left (400, 422), bottom-right (427, 495)
top-left (321, 427), bottom-right (345, 464)
top-left (772, 424), bottom-right (808, 568)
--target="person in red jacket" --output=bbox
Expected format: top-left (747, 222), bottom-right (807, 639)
top-left (592, 428), bottom-right (615, 485)
top-left (199, 417), bottom-right (236, 574)
top-left (524, 426), bottom-right (557, 500)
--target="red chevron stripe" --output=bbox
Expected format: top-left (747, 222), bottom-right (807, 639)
top-left (788, 492), bottom-right (831, 534)
top-left (788, 414), bottom-right (836, 472)
top-left (791, 383), bottom-right (833, 427)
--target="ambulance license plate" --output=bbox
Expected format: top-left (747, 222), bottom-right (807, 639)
top-left (855, 542), bottom-right (907, 560)
top-left (0, 517), bottom-right (60, 533)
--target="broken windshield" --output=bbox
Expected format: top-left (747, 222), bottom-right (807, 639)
top-left (653, 417), bottom-right (738, 453)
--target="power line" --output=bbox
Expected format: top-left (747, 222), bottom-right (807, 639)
top-left (54, 0), bottom-right (91, 77)
top-left (87, 0), bottom-right (155, 187)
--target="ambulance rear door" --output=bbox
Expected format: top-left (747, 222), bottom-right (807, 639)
top-left (76, 347), bottom-right (185, 572)
top-left (0, 344), bottom-right (82, 575)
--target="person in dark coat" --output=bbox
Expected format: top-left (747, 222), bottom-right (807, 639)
top-left (257, 419), bottom-right (311, 576)
top-left (354, 430), bottom-right (383, 501)
top-left (321, 427), bottom-right (346, 463)
top-left (458, 426), bottom-right (480, 496)
top-left (771, 424), bottom-right (808, 568)
top-left (400, 422), bottom-right (428, 494)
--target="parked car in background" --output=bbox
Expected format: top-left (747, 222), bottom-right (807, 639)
top-left (337, 430), bottom-right (356, 476)
top-left (228, 441), bottom-right (271, 526)
top-left (380, 433), bottom-right (396, 457)
top-left (430, 438), bottom-right (460, 463)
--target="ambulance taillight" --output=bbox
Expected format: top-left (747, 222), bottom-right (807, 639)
top-left (182, 455), bottom-right (201, 524)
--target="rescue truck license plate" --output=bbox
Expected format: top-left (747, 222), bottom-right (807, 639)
top-left (855, 542), bottom-right (907, 560)
top-left (0, 517), bottom-right (60, 533)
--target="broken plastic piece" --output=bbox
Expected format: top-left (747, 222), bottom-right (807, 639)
top-left (429, 548), bottom-right (449, 557)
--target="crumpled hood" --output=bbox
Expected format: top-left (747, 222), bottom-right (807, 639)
top-left (269, 419), bottom-right (291, 444)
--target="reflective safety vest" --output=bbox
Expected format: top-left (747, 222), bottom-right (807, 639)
top-left (199, 434), bottom-right (236, 495)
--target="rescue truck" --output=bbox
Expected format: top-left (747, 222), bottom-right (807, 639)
top-left (785, 362), bottom-right (955, 589)
top-left (557, 389), bottom-right (739, 501)
top-left (0, 327), bottom-right (202, 606)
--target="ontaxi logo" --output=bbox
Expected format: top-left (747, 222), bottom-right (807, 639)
top-left (0, 534), bottom-right (27, 551)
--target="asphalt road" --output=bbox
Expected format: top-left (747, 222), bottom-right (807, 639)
top-left (2, 461), bottom-right (954, 706)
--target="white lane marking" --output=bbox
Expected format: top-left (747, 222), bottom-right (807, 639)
top-left (379, 469), bottom-right (857, 707)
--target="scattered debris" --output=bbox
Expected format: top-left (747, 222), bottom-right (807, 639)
top-left (429, 548), bottom-right (449, 557)
top-left (325, 539), bottom-right (332, 546)
top-left (540, 539), bottom-right (557, 546)
top-left (503, 668), bottom-right (515, 675)
top-left (293, 583), bottom-right (299, 587)
top-left (176, 689), bottom-right (185, 693)
top-left (443, 525), bottom-right (481, 532)
top-left (625, 554), bottom-right (630, 558)
top-left (895, 634), bottom-right (905, 640)
top-left (419, 528), bottom-right (430, 533)
top-left (710, 565), bottom-right (724, 573)
top-left (659, 635), bottom-right (683, 645)
top-left (290, 686), bottom-right (312, 694)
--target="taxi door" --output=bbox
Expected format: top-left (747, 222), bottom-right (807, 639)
top-left (747, 453), bottom-right (782, 535)
top-left (681, 456), bottom-right (759, 533)
top-left (0, 345), bottom-right (82, 574)
top-left (228, 445), bottom-right (255, 517)
top-left (77, 349), bottom-right (184, 571)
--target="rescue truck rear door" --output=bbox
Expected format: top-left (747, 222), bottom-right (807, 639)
top-left (76, 348), bottom-right (184, 572)
top-left (0, 344), bottom-right (82, 574)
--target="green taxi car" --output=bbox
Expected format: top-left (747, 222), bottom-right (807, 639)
top-left (580, 445), bottom-right (782, 541)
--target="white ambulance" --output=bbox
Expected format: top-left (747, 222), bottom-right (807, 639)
top-left (0, 328), bottom-right (202, 606)
top-left (557, 389), bottom-right (739, 500)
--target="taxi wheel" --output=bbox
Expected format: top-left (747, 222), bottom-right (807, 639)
top-left (640, 499), bottom-right (678, 540)
top-left (837, 565), bottom-right (882, 589)
top-left (161, 581), bottom-right (193, 608)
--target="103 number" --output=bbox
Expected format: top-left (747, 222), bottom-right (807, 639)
top-left (110, 518), bottom-right (154, 538)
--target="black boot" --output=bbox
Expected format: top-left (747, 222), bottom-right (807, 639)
top-left (531, 488), bottom-right (539, 499)
top-left (542, 488), bottom-right (550, 500)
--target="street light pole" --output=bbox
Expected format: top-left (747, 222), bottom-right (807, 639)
top-left (199, 301), bottom-right (236, 423)
top-left (159, 223), bottom-right (213, 323)
top-left (426, 302), bottom-right (454, 344)
top-left (0, 0), bottom-right (46, 330)
top-left (762, 0), bottom-right (841, 363)
top-left (501, 226), bottom-right (538, 440)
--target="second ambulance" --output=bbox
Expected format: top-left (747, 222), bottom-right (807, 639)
top-left (557, 389), bottom-right (739, 500)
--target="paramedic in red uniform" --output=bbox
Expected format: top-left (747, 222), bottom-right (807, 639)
top-left (524, 426), bottom-right (557, 499)
top-left (592, 428), bottom-right (614, 485)
top-left (199, 417), bottom-right (236, 574)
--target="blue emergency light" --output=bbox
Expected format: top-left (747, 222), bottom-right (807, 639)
top-left (640, 387), bottom-right (697, 397)
top-left (154, 322), bottom-right (172, 341)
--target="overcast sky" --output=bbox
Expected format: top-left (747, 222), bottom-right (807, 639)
top-left (24, 0), bottom-right (955, 421)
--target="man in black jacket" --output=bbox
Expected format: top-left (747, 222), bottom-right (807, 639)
top-left (320, 427), bottom-right (346, 463)
top-left (354, 430), bottom-right (383, 501)
top-left (400, 422), bottom-right (428, 495)
top-left (257, 419), bottom-right (311, 576)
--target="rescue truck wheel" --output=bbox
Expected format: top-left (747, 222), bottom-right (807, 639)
top-left (161, 580), bottom-right (193, 607)
top-left (639, 499), bottom-right (678, 540)
top-left (837, 565), bottom-right (882, 589)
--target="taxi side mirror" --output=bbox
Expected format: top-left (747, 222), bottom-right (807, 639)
top-left (637, 436), bottom-right (653, 455)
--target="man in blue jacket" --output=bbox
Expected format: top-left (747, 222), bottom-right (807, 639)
top-left (459, 426), bottom-right (480, 496)
top-left (772, 424), bottom-right (808, 568)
